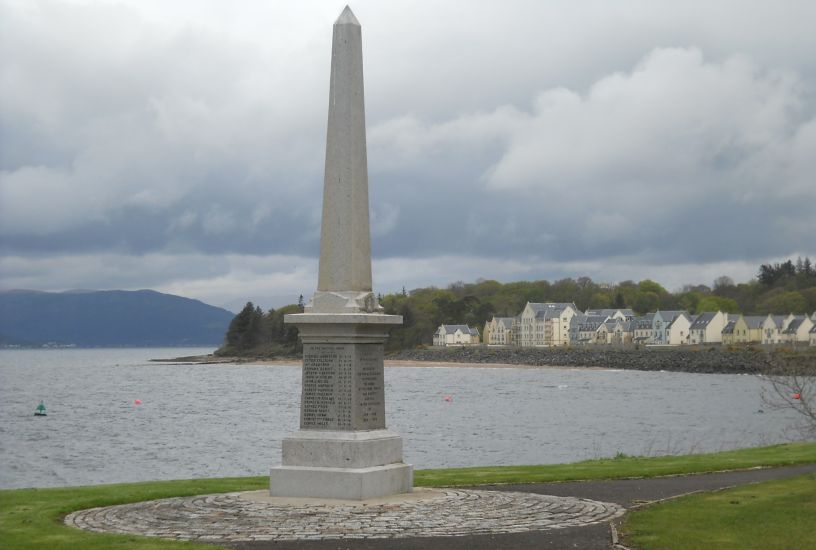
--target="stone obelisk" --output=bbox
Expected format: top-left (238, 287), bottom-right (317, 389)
top-left (270, 6), bottom-right (412, 500)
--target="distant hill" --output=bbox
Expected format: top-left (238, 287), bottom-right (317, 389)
top-left (0, 289), bottom-right (234, 347)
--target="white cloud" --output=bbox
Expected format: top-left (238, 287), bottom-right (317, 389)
top-left (1, 0), bottom-right (815, 299)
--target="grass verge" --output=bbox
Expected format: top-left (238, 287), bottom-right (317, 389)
top-left (621, 473), bottom-right (816, 550)
top-left (1, 442), bottom-right (814, 549)
top-left (414, 441), bottom-right (816, 486)
top-left (0, 477), bottom-right (267, 549)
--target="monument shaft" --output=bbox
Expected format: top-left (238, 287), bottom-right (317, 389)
top-left (318, 10), bottom-right (372, 293)
top-left (271, 6), bottom-right (411, 501)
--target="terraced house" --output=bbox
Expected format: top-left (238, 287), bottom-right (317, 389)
top-left (724, 315), bottom-right (765, 344)
top-left (688, 311), bottom-right (728, 344)
top-left (781, 315), bottom-right (814, 344)
top-left (596, 318), bottom-right (632, 345)
top-left (632, 314), bottom-right (655, 344)
top-left (651, 311), bottom-right (690, 345)
top-left (519, 302), bottom-right (580, 347)
top-left (584, 308), bottom-right (635, 321)
top-left (433, 324), bottom-right (480, 346)
top-left (569, 314), bottom-right (610, 345)
top-left (761, 313), bottom-right (796, 344)
top-left (483, 317), bottom-right (514, 346)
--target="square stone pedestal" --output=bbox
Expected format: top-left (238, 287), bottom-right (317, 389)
top-left (272, 313), bottom-right (412, 500)
top-left (270, 430), bottom-right (412, 499)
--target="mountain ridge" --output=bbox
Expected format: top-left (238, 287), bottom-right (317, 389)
top-left (0, 289), bottom-right (234, 347)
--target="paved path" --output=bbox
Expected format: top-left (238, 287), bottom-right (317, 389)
top-left (66, 464), bottom-right (816, 550)
top-left (66, 488), bottom-right (624, 543)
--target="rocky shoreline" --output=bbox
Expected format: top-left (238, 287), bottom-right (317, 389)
top-left (154, 346), bottom-right (815, 375)
top-left (386, 346), bottom-right (797, 375)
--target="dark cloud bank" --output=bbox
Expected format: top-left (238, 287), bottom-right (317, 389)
top-left (1, 1), bottom-right (814, 310)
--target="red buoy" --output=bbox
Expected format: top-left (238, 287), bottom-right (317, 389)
top-left (793, 393), bottom-right (801, 400)
top-left (443, 395), bottom-right (453, 402)
top-left (134, 399), bottom-right (142, 405)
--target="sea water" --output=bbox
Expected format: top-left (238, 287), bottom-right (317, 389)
top-left (0, 348), bottom-right (803, 489)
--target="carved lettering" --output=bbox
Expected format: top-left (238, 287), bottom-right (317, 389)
top-left (300, 343), bottom-right (385, 430)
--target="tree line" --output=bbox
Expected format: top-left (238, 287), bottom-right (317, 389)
top-left (217, 256), bottom-right (816, 356)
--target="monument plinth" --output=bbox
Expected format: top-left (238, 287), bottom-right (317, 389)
top-left (270, 6), bottom-right (412, 500)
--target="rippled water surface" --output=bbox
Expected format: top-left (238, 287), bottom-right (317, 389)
top-left (0, 348), bottom-right (802, 489)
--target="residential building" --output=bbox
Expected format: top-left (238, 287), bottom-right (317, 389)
top-left (810, 324), bottom-right (816, 346)
top-left (651, 311), bottom-right (690, 345)
top-left (762, 314), bottom-right (796, 344)
top-left (688, 311), bottom-right (728, 344)
top-left (568, 313), bottom-right (586, 344)
top-left (510, 316), bottom-right (521, 347)
top-left (621, 320), bottom-right (635, 345)
top-left (571, 314), bottom-right (609, 345)
top-left (518, 302), bottom-right (580, 347)
top-left (728, 315), bottom-right (765, 343)
top-left (433, 325), bottom-right (480, 346)
top-left (722, 319), bottom-right (738, 345)
top-left (597, 318), bottom-right (631, 345)
top-left (584, 309), bottom-right (635, 321)
top-left (633, 314), bottom-right (655, 344)
top-left (483, 317), bottom-right (514, 346)
top-left (665, 312), bottom-right (693, 345)
top-left (781, 315), bottom-right (814, 345)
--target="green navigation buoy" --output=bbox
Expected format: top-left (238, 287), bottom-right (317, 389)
top-left (34, 401), bottom-right (47, 416)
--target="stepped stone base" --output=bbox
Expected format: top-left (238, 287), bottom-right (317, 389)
top-left (269, 462), bottom-right (413, 500)
top-left (271, 429), bottom-right (413, 500)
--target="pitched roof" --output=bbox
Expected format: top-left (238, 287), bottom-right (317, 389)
top-left (586, 315), bottom-right (610, 324)
top-left (570, 313), bottom-right (588, 326)
top-left (783, 318), bottom-right (805, 333)
top-left (496, 317), bottom-right (514, 329)
top-left (666, 313), bottom-right (690, 330)
top-left (585, 308), bottom-right (635, 318)
top-left (767, 314), bottom-right (788, 328)
top-left (528, 302), bottom-right (577, 315)
top-left (577, 315), bottom-right (608, 331)
top-left (655, 310), bottom-right (688, 322)
top-left (690, 311), bottom-right (717, 329)
top-left (722, 320), bottom-right (736, 334)
top-left (440, 324), bottom-right (475, 334)
top-left (742, 315), bottom-right (766, 329)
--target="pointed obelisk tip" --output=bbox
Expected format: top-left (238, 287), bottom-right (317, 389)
top-left (335, 5), bottom-right (360, 26)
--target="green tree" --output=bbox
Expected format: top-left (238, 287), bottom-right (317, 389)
top-left (678, 291), bottom-right (702, 313)
top-left (633, 291), bottom-right (660, 314)
top-left (696, 295), bottom-right (740, 313)
top-left (223, 302), bottom-right (264, 351)
top-left (638, 279), bottom-right (668, 296)
top-left (757, 290), bottom-right (809, 315)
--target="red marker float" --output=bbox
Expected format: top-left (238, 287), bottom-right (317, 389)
top-left (793, 393), bottom-right (801, 400)
top-left (134, 399), bottom-right (142, 405)
top-left (443, 395), bottom-right (453, 402)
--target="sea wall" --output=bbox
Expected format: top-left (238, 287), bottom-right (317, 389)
top-left (387, 346), bottom-right (785, 374)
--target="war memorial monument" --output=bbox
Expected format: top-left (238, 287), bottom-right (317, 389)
top-left (270, 5), bottom-right (413, 500)
top-left (64, 7), bottom-right (626, 543)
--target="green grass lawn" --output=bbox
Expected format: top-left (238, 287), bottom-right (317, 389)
top-left (1, 442), bottom-right (814, 549)
top-left (622, 473), bottom-right (816, 550)
top-left (414, 441), bottom-right (816, 486)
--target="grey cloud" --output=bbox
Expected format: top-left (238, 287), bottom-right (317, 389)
top-left (1, 0), bottom-right (815, 302)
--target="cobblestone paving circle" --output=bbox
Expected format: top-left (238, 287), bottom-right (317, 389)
top-left (65, 489), bottom-right (625, 542)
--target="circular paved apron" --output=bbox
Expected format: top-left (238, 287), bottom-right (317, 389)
top-left (65, 489), bottom-right (624, 542)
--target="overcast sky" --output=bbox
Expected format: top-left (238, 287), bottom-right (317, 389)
top-left (1, 0), bottom-right (815, 312)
